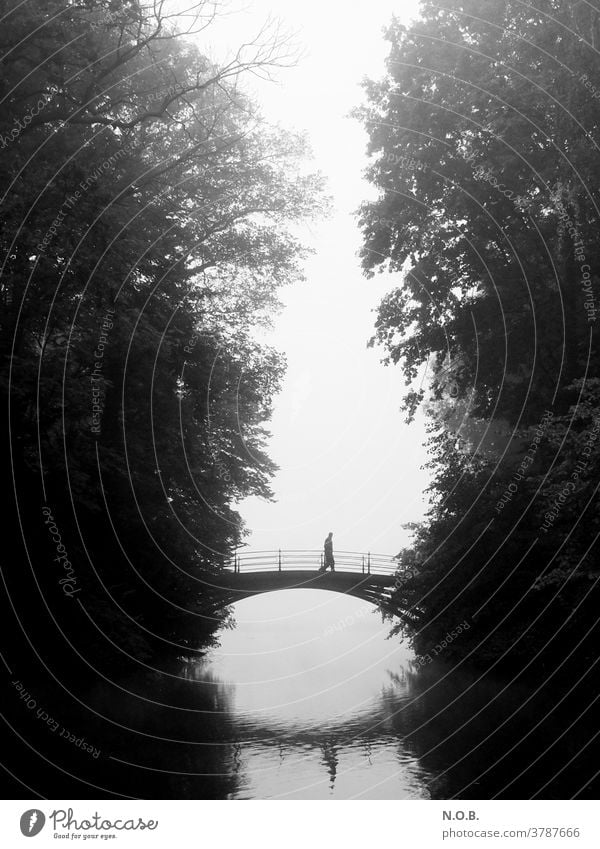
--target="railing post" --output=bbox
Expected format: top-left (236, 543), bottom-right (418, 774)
top-left (320, 552), bottom-right (323, 570)
top-left (278, 548), bottom-right (282, 572)
top-left (367, 552), bottom-right (371, 575)
top-left (362, 555), bottom-right (365, 574)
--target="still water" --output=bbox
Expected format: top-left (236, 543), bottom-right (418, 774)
top-left (84, 589), bottom-right (597, 799)
top-left (192, 590), bottom-right (429, 799)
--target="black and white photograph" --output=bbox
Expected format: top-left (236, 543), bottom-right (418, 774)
top-left (1, 0), bottom-right (600, 838)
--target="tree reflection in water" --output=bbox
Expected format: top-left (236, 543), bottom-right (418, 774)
top-left (37, 590), bottom-right (599, 799)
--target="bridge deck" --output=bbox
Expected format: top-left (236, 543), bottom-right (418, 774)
top-left (218, 569), bottom-right (395, 604)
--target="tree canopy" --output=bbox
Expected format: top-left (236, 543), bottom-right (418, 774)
top-left (358, 0), bottom-right (600, 675)
top-left (1, 0), bottom-right (325, 661)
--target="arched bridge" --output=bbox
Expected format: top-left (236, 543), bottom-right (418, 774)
top-left (214, 550), bottom-right (401, 607)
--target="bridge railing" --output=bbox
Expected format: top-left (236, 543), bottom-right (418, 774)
top-left (225, 549), bottom-right (400, 576)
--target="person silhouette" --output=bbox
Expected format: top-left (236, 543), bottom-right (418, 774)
top-left (323, 532), bottom-right (335, 572)
top-left (320, 739), bottom-right (338, 792)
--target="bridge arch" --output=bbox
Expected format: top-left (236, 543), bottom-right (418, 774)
top-left (211, 550), bottom-right (400, 609)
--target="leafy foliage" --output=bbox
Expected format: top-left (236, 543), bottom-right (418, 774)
top-left (359, 0), bottom-right (600, 672)
top-left (1, 0), bottom-right (325, 661)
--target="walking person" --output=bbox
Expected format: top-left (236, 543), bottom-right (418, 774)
top-left (323, 531), bottom-right (335, 572)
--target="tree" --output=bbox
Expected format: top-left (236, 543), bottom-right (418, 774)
top-left (356, 0), bottom-right (600, 426)
top-left (1, 0), bottom-right (325, 662)
top-left (359, 0), bottom-right (600, 674)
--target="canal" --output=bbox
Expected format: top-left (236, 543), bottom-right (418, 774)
top-left (79, 589), bottom-right (597, 799)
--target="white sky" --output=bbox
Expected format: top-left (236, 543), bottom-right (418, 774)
top-left (203, 0), bottom-right (430, 557)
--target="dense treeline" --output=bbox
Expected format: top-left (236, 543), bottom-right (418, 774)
top-left (358, 0), bottom-right (600, 676)
top-left (1, 0), bottom-right (323, 668)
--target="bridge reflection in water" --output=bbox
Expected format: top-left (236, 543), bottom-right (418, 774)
top-left (218, 549), bottom-right (400, 606)
top-left (77, 550), bottom-right (600, 799)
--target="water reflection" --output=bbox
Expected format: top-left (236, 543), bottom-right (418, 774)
top-left (189, 590), bottom-right (431, 799)
top-left (73, 589), bottom-right (599, 799)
